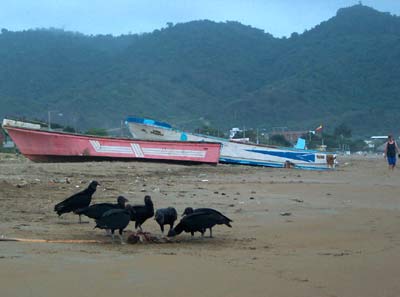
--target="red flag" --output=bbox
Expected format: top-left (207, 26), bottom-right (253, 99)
top-left (315, 125), bottom-right (323, 132)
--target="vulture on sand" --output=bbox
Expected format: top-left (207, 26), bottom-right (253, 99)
top-left (155, 207), bottom-right (177, 234)
top-left (126, 195), bottom-right (154, 231)
top-left (54, 180), bottom-right (100, 223)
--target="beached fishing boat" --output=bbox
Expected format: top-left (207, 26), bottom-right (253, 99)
top-left (125, 117), bottom-right (336, 170)
top-left (2, 119), bottom-right (221, 164)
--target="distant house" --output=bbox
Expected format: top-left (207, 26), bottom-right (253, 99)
top-left (271, 130), bottom-right (308, 144)
top-left (370, 136), bottom-right (388, 139)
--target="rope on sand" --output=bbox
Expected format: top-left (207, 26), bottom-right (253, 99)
top-left (0, 232), bottom-right (176, 244)
top-left (0, 235), bottom-right (102, 243)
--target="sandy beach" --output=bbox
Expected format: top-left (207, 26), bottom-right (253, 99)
top-left (1, 153), bottom-right (400, 297)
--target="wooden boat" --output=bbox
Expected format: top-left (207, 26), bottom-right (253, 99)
top-left (2, 119), bottom-right (221, 164)
top-left (125, 117), bottom-right (336, 170)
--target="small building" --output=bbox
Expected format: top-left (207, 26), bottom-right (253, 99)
top-left (229, 127), bottom-right (242, 139)
top-left (370, 136), bottom-right (388, 139)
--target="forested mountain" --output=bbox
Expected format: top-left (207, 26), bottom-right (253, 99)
top-left (0, 4), bottom-right (399, 136)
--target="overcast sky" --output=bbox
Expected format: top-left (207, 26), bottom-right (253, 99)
top-left (1, 0), bottom-right (400, 37)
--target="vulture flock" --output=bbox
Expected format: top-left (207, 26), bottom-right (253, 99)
top-left (53, 181), bottom-right (233, 244)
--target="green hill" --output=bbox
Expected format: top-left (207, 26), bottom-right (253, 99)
top-left (0, 4), bottom-right (399, 136)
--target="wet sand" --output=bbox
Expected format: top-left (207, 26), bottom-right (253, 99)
top-left (1, 154), bottom-right (400, 297)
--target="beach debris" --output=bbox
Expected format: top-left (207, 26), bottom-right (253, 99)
top-left (318, 250), bottom-right (354, 257)
top-left (284, 161), bottom-right (295, 168)
top-left (201, 179), bottom-right (209, 182)
top-left (50, 177), bottom-right (70, 184)
top-left (280, 212), bottom-right (292, 216)
top-left (292, 277), bottom-right (309, 282)
top-left (291, 198), bottom-right (304, 203)
top-left (249, 197), bottom-right (254, 200)
top-left (16, 180), bottom-right (28, 188)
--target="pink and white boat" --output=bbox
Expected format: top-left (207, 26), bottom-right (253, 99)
top-left (2, 119), bottom-right (221, 164)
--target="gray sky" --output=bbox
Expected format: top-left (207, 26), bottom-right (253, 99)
top-left (1, 0), bottom-right (400, 37)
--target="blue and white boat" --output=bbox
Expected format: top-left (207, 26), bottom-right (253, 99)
top-left (125, 117), bottom-right (336, 170)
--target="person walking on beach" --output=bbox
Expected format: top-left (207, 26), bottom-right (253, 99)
top-left (384, 135), bottom-right (399, 170)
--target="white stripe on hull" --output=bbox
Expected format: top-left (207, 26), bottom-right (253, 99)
top-left (131, 143), bottom-right (144, 157)
top-left (142, 148), bottom-right (206, 158)
top-left (90, 140), bottom-right (206, 158)
top-left (90, 140), bottom-right (133, 154)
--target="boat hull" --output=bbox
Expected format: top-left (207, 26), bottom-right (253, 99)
top-left (126, 117), bottom-right (336, 170)
top-left (3, 125), bottom-right (221, 164)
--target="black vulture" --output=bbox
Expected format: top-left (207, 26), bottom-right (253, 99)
top-left (177, 207), bottom-right (232, 237)
top-left (126, 195), bottom-right (154, 231)
top-left (54, 180), bottom-right (100, 223)
top-left (74, 196), bottom-right (129, 220)
top-left (154, 207), bottom-right (177, 234)
top-left (94, 209), bottom-right (131, 244)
